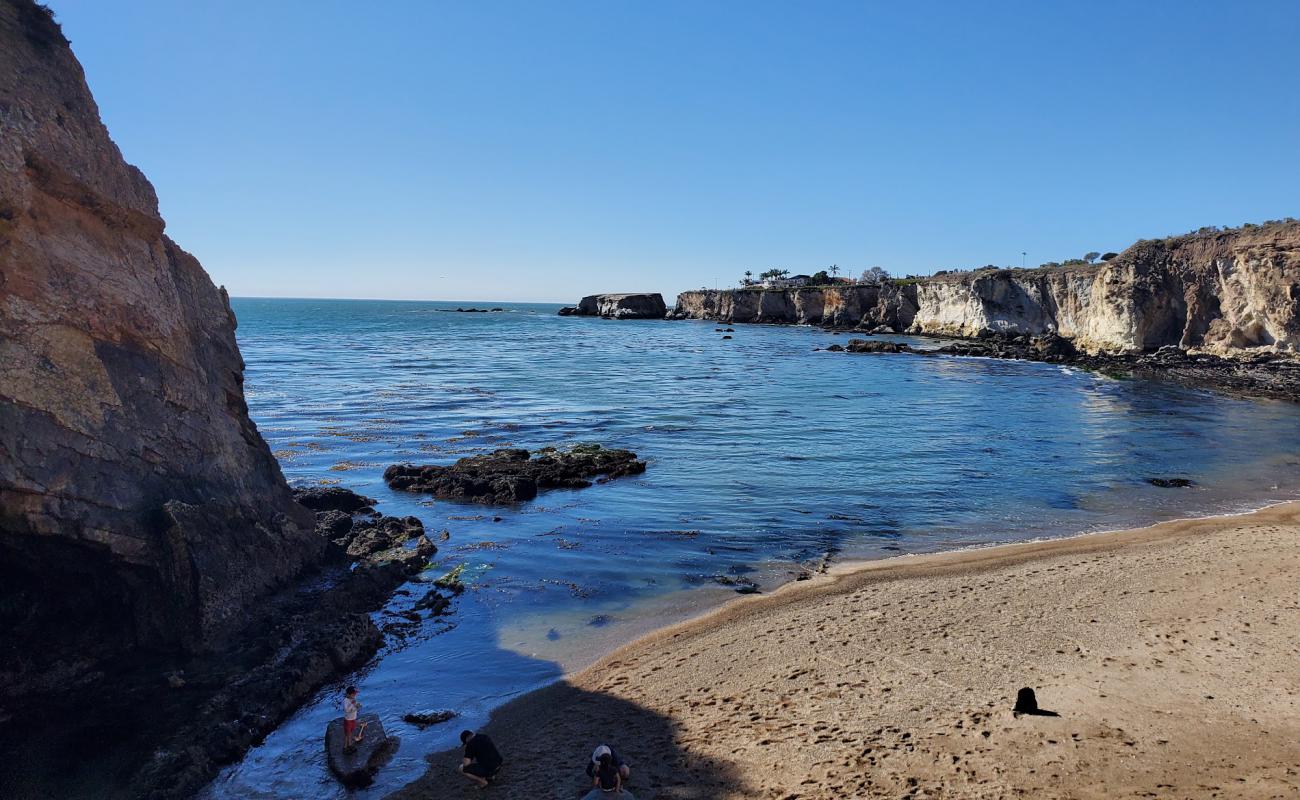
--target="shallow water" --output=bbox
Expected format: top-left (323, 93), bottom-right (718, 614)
top-left (202, 298), bottom-right (1300, 798)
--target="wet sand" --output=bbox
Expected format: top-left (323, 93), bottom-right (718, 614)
top-left (390, 502), bottom-right (1300, 799)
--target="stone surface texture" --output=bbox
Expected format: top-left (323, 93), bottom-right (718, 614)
top-left (574, 292), bottom-right (667, 319)
top-left (0, 0), bottom-right (320, 694)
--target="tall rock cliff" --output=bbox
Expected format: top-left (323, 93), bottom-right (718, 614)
top-left (0, 0), bottom-right (320, 694)
top-left (673, 223), bottom-right (1300, 355)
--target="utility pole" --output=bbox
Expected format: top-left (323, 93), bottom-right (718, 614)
top-left (1021, 251), bottom-right (1026, 268)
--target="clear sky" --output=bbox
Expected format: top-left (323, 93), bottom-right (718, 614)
top-left (51, 1), bottom-right (1300, 303)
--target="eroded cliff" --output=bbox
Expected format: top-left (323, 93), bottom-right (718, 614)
top-left (909, 224), bottom-right (1300, 353)
top-left (670, 283), bottom-right (917, 330)
top-left (0, 0), bottom-right (320, 694)
top-left (672, 223), bottom-right (1300, 356)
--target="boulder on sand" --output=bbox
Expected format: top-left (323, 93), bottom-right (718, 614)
top-left (325, 713), bottom-right (397, 787)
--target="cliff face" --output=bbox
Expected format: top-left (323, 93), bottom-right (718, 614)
top-left (673, 224), bottom-right (1300, 355)
top-left (910, 224), bottom-right (1300, 353)
top-left (670, 284), bottom-right (917, 330)
top-left (0, 1), bottom-right (319, 692)
top-left (574, 292), bottom-right (667, 319)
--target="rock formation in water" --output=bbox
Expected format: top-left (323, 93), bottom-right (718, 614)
top-left (0, 0), bottom-right (321, 703)
top-left (385, 444), bottom-right (647, 504)
top-left (569, 292), bottom-right (668, 319)
top-left (672, 222), bottom-right (1300, 357)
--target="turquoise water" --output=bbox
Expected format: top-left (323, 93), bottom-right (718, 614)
top-left (203, 298), bottom-right (1300, 798)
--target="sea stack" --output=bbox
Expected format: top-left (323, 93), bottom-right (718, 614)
top-left (570, 292), bottom-right (668, 319)
top-left (0, 0), bottom-right (321, 697)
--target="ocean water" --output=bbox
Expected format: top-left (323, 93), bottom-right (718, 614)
top-left (203, 298), bottom-right (1300, 798)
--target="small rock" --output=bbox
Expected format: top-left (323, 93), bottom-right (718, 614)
top-left (1148, 477), bottom-right (1194, 488)
top-left (325, 714), bottom-right (397, 787)
top-left (402, 710), bottom-right (457, 729)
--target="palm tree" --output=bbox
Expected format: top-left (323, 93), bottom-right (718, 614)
top-left (829, 264), bottom-right (840, 280)
top-left (742, 270), bottom-right (753, 285)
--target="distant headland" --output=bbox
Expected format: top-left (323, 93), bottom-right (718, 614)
top-left (561, 220), bottom-right (1300, 399)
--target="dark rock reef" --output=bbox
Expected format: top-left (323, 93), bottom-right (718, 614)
top-left (844, 339), bottom-right (916, 354)
top-left (385, 444), bottom-right (647, 504)
top-left (927, 333), bottom-right (1300, 401)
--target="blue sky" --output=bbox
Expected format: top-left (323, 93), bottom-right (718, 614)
top-left (52, 1), bottom-right (1300, 302)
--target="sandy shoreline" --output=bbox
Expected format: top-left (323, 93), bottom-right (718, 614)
top-left (390, 501), bottom-right (1300, 799)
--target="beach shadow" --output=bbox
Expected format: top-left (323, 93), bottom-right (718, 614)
top-left (387, 677), bottom-right (753, 800)
top-left (1012, 687), bottom-right (1060, 717)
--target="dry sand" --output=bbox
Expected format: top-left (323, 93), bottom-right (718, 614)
top-left (391, 502), bottom-right (1300, 799)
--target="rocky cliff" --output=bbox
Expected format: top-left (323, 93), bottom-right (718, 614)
top-left (0, 0), bottom-right (320, 695)
top-left (669, 283), bottom-right (917, 330)
top-left (571, 292), bottom-right (667, 319)
top-left (673, 222), bottom-right (1300, 356)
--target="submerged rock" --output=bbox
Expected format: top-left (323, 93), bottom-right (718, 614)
top-left (1148, 477), bottom-right (1195, 488)
top-left (384, 444), bottom-right (647, 504)
top-left (403, 710), bottom-right (457, 729)
top-left (325, 713), bottom-right (397, 787)
top-left (714, 575), bottom-right (761, 594)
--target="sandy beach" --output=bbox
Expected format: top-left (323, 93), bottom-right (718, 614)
top-left (391, 502), bottom-right (1300, 800)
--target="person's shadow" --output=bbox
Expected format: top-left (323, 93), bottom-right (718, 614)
top-left (387, 677), bottom-right (751, 800)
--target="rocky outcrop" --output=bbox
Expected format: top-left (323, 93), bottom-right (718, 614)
top-left (844, 339), bottom-right (915, 354)
top-left (669, 283), bottom-right (918, 329)
top-left (672, 222), bottom-right (1300, 357)
top-left (0, 0), bottom-right (323, 697)
top-left (571, 292), bottom-right (667, 319)
top-left (385, 444), bottom-right (647, 504)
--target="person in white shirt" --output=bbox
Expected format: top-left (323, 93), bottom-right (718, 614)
top-left (342, 686), bottom-right (362, 750)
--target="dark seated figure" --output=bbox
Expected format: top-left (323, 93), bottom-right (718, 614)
top-left (458, 729), bottom-right (504, 788)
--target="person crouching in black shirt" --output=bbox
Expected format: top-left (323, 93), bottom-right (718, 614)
top-left (458, 729), bottom-right (503, 788)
